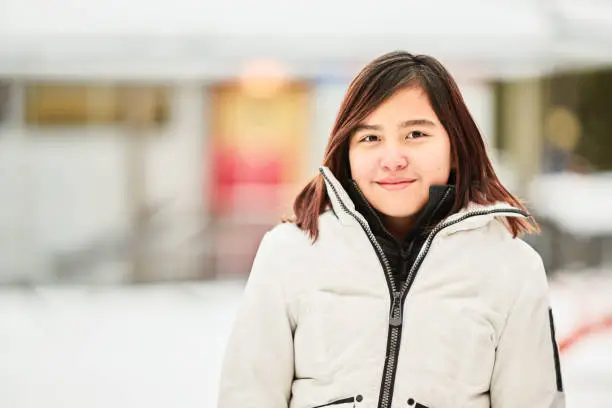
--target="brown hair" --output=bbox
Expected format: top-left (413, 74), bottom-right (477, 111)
top-left (291, 51), bottom-right (538, 241)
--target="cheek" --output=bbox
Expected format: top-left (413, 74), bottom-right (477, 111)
top-left (348, 149), bottom-right (378, 180)
top-left (421, 140), bottom-right (452, 183)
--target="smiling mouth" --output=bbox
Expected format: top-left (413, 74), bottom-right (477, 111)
top-left (375, 180), bottom-right (416, 191)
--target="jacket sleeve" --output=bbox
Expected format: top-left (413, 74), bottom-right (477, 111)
top-left (217, 232), bottom-right (295, 408)
top-left (491, 257), bottom-right (565, 408)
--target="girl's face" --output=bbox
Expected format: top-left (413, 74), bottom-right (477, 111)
top-left (348, 87), bottom-right (452, 230)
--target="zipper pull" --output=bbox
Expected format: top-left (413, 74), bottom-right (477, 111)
top-left (389, 291), bottom-right (403, 327)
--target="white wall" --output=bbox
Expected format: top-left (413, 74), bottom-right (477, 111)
top-left (0, 0), bottom-right (552, 37)
top-left (459, 81), bottom-right (496, 149)
top-left (0, 83), bottom-right (208, 282)
top-left (308, 79), bottom-right (350, 174)
top-left (145, 84), bottom-right (208, 217)
top-left (0, 85), bottom-right (36, 280)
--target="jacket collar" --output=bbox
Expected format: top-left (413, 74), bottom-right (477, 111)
top-left (319, 165), bottom-right (529, 236)
top-left (345, 178), bottom-right (455, 243)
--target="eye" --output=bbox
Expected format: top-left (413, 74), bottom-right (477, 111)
top-left (359, 134), bottom-right (380, 143)
top-left (407, 131), bottom-right (427, 139)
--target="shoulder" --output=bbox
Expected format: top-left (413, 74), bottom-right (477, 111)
top-left (446, 218), bottom-right (548, 299)
top-left (478, 220), bottom-right (549, 299)
top-left (253, 210), bottom-right (346, 272)
top-left (503, 234), bottom-right (549, 298)
top-left (251, 212), bottom-right (340, 295)
top-left (263, 221), bottom-right (311, 249)
top-left (491, 220), bottom-right (546, 275)
top-left (264, 209), bottom-right (341, 245)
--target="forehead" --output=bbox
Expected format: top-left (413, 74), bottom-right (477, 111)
top-left (363, 87), bottom-right (438, 124)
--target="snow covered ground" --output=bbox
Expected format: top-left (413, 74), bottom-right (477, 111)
top-left (0, 273), bottom-right (611, 408)
top-left (0, 280), bottom-right (245, 408)
top-left (548, 270), bottom-right (612, 408)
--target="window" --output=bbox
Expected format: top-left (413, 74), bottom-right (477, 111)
top-left (25, 83), bottom-right (171, 126)
top-left (543, 69), bottom-right (612, 172)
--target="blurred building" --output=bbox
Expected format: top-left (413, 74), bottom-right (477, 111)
top-left (1, 0), bottom-right (612, 283)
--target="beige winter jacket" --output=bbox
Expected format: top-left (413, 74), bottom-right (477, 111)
top-left (217, 166), bottom-right (565, 408)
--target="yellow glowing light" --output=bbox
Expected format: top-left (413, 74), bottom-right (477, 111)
top-left (239, 59), bottom-right (288, 99)
top-left (545, 106), bottom-right (582, 151)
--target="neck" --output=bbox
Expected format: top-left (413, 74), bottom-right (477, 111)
top-left (382, 215), bottom-right (414, 239)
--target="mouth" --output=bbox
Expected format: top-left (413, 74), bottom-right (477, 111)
top-left (375, 180), bottom-right (416, 191)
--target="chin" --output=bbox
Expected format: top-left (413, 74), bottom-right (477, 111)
top-left (384, 210), bottom-right (417, 219)
top-left (374, 204), bottom-right (418, 219)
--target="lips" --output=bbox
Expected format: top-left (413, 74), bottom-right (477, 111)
top-left (375, 179), bottom-right (416, 191)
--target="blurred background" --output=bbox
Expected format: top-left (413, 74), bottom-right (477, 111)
top-left (1, 0), bottom-right (611, 406)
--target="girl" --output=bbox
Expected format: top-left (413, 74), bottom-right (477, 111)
top-left (217, 51), bottom-right (565, 408)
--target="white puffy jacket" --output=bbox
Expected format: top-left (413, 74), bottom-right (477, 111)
top-left (217, 166), bottom-right (565, 408)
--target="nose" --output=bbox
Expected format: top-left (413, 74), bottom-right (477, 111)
top-left (380, 145), bottom-right (408, 171)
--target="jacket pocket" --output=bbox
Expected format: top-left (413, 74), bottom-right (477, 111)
top-left (311, 394), bottom-right (362, 408)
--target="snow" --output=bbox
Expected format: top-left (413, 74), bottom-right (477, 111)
top-left (0, 274), bottom-right (611, 408)
top-left (549, 270), bottom-right (612, 408)
top-left (0, 280), bottom-right (245, 408)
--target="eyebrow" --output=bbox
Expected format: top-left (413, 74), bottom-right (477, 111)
top-left (354, 119), bottom-right (436, 132)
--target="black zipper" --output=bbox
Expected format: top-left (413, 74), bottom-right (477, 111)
top-left (320, 170), bottom-right (399, 408)
top-left (312, 396), bottom-right (359, 408)
top-left (320, 169), bottom-right (528, 408)
top-left (350, 182), bottom-right (453, 408)
top-left (378, 204), bottom-right (528, 407)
